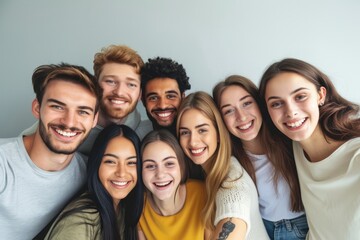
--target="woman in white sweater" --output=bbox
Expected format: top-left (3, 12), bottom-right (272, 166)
top-left (259, 58), bottom-right (360, 240)
top-left (177, 91), bottom-right (269, 240)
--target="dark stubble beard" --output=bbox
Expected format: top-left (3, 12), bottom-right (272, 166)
top-left (38, 118), bottom-right (86, 155)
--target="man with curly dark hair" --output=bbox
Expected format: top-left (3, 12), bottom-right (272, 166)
top-left (141, 57), bottom-right (191, 135)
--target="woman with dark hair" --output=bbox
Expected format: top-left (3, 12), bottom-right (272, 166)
top-left (138, 129), bottom-right (207, 239)
top-left (213, 75), bottom-right (308, 240)
top-left (44, 124), bottom-right (144, 240)
top-left (259, 58), bottom-right (360, 239)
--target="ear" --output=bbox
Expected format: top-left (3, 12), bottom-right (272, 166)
top-left (181, 92), bottom-right (185, 99)
top-left (32, 99), bottom-right (41, 119)
top-left (318, 86), bottom-right (327, 105)
top-left (137, 89), bottom-right (142, 102)
top-left (92, 112), bottom-right (99, 128)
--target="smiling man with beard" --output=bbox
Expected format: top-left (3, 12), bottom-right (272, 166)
top-left (77, 45), bottom-right (153, 155)
top-left (141, 57), bottom-right (191, 136)
top-left (0, 63), bottom-right (101, 239)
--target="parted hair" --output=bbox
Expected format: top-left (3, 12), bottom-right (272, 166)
top-left (176, 91), bottom-right (232, 231)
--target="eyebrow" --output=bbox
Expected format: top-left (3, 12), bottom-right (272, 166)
top-left (267, 87), bottom-right (309, 101)
top-left (143, 155), bottom-right (177, 163)
top-left (101, 75), bottom-right (139, 82)
top-left (220, 94), bottom-right (251, 110)
top-left (103, 153), bottom-right (137, 160)
top-left (47, 98), bottom-right (94, 113)
top-left (145, 90), bottom-right (179, 98)
top-left (179, 123), bottom-right (210, 130)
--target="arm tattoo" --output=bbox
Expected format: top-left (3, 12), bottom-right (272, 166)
top-left (217, 218), bottom-right (235, 240)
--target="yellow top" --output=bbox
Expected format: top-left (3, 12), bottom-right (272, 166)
top-left (139, 179), bottom-right (206, 240)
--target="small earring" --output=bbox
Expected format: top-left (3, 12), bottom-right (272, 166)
top-left (319, 102), bottom-right (324, 107)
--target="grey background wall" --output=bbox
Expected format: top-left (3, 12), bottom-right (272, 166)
top-left (1, 0), bottom-right (359, 137)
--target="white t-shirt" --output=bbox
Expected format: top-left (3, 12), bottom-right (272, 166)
top-left (293, 137), bottom-right (360, 240)
top-left (248, 152), bottom-right (304, 221)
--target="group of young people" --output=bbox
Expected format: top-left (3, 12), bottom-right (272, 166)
top-left (0, 44), bottom-right (359, 240)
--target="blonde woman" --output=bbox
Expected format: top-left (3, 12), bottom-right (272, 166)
top-left (176, 91), bottom-right (269, 240)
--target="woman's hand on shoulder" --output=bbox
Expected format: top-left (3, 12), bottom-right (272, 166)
top-left (211, 217), bottom-right (246, 240)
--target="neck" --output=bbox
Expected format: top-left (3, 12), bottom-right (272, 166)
top-left (149, 184), bottom-right (186, 216)
top-left (24, 131), bottom-right (74, 171)
top-left (98, 111), bottom-right (126, 127)
top-left (242, 135), bottom-right (265, 155)
top-left (299, 126), bottom-right (344, 162)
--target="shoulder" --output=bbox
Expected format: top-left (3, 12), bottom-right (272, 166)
top-left (45, 197), bottom-right (100, 239)
top-left (186, 179), bottom-right (206, 195)
top-left (135, 119), bottom-right (153, 139)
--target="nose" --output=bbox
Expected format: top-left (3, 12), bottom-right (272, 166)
top-left (285, 103), bottom-right (298, 118)
top-left (158, 97), bottom-right (169, 109)
top-left (60, 110), bottom-right (77, 127)
top-left (155, 165), bottom-right (165, 178)
top-left (112, 82), bottom-right (124, 96)
top-left (235, 108), bottom-right (247, 122)
top-left (189, 132), bottom-right (200, 147)
top-left (115, 163), bottom-right (126, 177)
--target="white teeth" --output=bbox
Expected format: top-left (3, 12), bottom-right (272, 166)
top-left (56, 129), bottom-right (77, 137)
top-left (286, 118), bottom-right (306, 128)
top-left (191, 148), bottom-right (205, 154)
top-left (157, 112), bottom-right (171, 117)
top-left (154, 181), bottom-right (171, 187)
top-left (239, 121), bottom-right (252, 130)
top-left (111, 99), bottom-right (125, 104)
top-left (112, 181), bottom-right (128, 186)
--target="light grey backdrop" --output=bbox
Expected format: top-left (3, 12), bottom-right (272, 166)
top-left (1, 0), bottom-right (359, 137)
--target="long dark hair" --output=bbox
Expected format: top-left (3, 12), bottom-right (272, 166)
top-left (213, 75), bottom-right (303, 211)
top-left (259, 58), bottom-right (360, 141)
top-left (87, 124), bottom-right (144, 240)
top-left (46, 124), bottom-right (143, 240)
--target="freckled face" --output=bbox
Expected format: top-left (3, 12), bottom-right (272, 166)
top-left (178, 109), bottom-right (218, 167)
top-left (265, 72), bottom-right (326, 142)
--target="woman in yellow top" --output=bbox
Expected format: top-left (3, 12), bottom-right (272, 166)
top-left (138, 129), bottom-right (208, 240)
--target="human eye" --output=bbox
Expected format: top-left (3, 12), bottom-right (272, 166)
top-left (78, 110), bottom-right (90, 116)
top-left (127, 160), bottom-right (137, 166)
top-left (243, 100), bottom-right (253, 107)
top-left (179, 129), bottom-right (190, 136)
top-left (103, 158), bottom-right (115, 164)
top-left (144, 163), bottom-right (156, 170)
top-left (198, 127), bottom-right (208, 134)
top-left (128, 82), bottom-right (138, 88)
top-left (295, 93), bottom-right (308, 102)
top-left (222, 108), bottom-right (234, 116)
top-left (147, 95), bottom-right (158, 102)
top-left (165, 160), bottom-right (176, 168)
top-left (269, 101), bottom-right (283, 109)
top-left (167, 94), bottom-right (178, 100)
top-left (50, 105), bottom-right (63, 111)
top-left (104, 79), bottom-right (117, 86)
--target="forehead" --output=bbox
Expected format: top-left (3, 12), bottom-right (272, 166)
top-left (143, 140), bottom-right (176, 160)
top-left (220, 85), bottom-right (250, 103)
top-left (105, 136), bottom-right (136, 154)
top-left (145, 77), bottom-right (180, 94)
top-left (100, 62), bottom-right (140, 81)
top-left (180, 108), bottom-right (212, 127)
top-left (42, 80), bottom-right (96, 106)
top-left (265, 72), bottom-right (315, 98)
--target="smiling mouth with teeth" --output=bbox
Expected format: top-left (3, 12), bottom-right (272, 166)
top-left (154, 181), bottom-right (172, 187)
top-left (55, 128), bottom-right (78, 137)
top-left (237, 120), bottom-right (253, 130)
top-left (285, 118), bottom-right (306, 128)
top-left (111, 180), bottom-right (130, 186)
